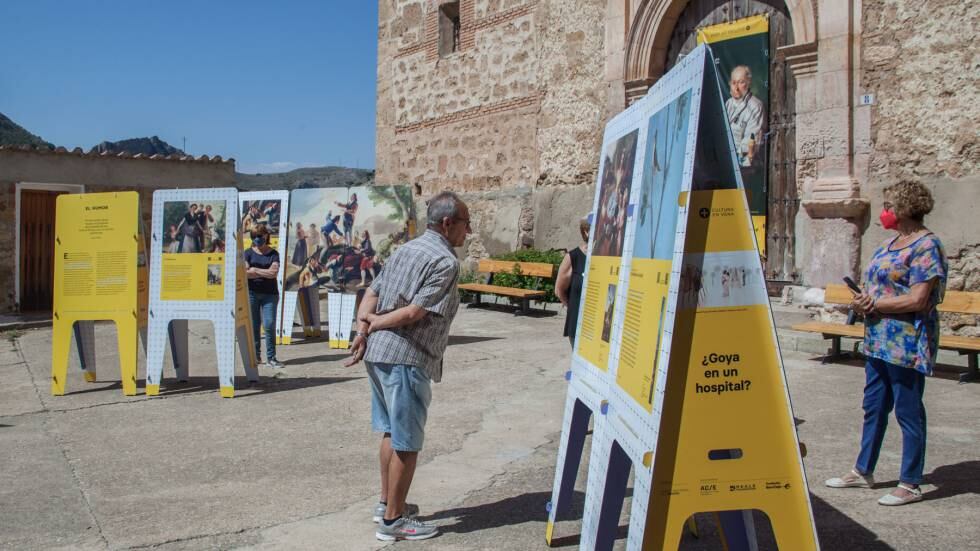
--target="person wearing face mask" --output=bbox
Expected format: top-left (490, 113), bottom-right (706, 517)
top-left (825, 180), bottom-right (947, 506)
top-left (244, 224), bottom-right (284, 369)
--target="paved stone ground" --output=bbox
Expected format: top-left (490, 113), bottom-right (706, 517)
top-left (0, 306), bottom-right (977, 550)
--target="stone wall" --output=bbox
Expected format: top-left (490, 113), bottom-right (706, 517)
top-left (0, 148), bottom-right (235, 312)
top-left (376, 0), bottom-right (607, 258)
top-left (861, 0), bottom-right (979, 333)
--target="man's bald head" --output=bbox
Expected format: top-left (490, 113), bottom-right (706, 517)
top-left (729, 65), bottom-right (752, 100)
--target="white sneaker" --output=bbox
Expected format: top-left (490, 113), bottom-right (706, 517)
top-left (375, 516), bottom-right (439, 541)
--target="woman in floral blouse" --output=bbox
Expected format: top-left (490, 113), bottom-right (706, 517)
top-left (826, 181), bottom-right (947, 506)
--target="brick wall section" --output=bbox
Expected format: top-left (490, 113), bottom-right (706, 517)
top-left (395, 92), bottom-right (543, 134)
top-left (376, 0), bottom-right (607, 258)
top-left (398, 1), bottom-right (532, 60)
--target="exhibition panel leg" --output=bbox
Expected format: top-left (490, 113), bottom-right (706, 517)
top-left (139, 327), bottom-right (148, 355)
top-left (215, 323), bottom-right (238, 398)
top-left (74, 320), bottom-right (97, 382)
top-left (144, 316), bottom-right (170, 396)
top-left (593, 440), bottom-right (633, 551)
top-left (554, 399), bottom-right (592, 520)
top-left (237, 323), bottom-right (259, 382)
top-left (115, 317), bottom-right (139, 396)
top-left (578, 409), bottom-right (614, 550)
top-left (306, 286), bottom-right (323, 337)
top-left (51, 316), bottom-right (75, 396)
top-left (168, 319), bottom-right (190, 382)
top-left (299, 290), bottom-right (314, 337)
top-left (278, 291), bottom-right (299, 345)
top-left (716, 510), bottom-right (756, 551)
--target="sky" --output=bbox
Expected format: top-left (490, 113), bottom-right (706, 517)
top-left (0, 1), bottom-right (378, 174)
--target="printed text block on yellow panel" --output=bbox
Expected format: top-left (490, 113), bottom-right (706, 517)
top-left (685, 190), bottom-right (757, 253)
top-left (615, 258), bottom-right (671, 411)
top-left (160, 253), bottom-right (225, 301)
top-left (576, 256), bottom-right (622, 371)
top-left (54, 193), bottom-right (139, 315)
top-left (645, 305), bottom-right (816, 550)
top-left (697, 13), bottom-right (769, 44)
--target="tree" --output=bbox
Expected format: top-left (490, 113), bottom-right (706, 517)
top-left (367, 185), bottom-right (414, 222)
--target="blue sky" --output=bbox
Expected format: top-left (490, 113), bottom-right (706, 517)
top-left (0, 1), bottom-right (378, 174)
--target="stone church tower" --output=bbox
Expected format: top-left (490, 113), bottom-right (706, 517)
top-left (376, 0), bottom-right (978, 292)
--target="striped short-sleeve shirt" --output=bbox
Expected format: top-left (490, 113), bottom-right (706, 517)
top-left (364, 229), bottom-right (461, 382)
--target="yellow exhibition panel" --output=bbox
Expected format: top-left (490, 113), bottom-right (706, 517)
top-left (576, 255), bottom-right (622, 371)
top-left (51, 192), bottom-right (140, 396)
top-left (645, 305), bottom-right (816, 550)
top-left (615, 258), bottom-right (672, 411)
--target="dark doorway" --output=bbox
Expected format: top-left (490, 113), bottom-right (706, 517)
top-left (663, 0), bottom-right (800, 284)
top-left (19, 189), bottom-right (66, 311)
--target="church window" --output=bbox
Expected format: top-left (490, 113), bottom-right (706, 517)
top-left (438, 2), bottom-right (461, 57)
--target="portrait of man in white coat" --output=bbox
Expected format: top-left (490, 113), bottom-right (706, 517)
top-left (725, 65), bottom-right (766, 168)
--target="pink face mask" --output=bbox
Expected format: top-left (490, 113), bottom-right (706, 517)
top-left (879, 207), bottom-right (899, 230)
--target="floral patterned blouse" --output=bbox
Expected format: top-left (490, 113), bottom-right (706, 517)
top-left (863, 233), bottom-right (947, 374)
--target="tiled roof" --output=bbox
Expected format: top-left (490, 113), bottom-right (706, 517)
top-left (0, 143), bottom-right (235, 165)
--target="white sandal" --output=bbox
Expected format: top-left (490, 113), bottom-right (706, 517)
top-left (826, 468), bottom-right (875, 489)
top-left (878, 483), bottom-right (923, 506)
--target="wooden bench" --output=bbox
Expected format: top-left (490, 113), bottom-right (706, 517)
top-left (792, 284), bottom-right (980, 383)
top-left (458, 259), bottom-right (556, 314)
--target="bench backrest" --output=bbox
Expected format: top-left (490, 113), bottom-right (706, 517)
top-left (477, 259), bottom-right (555, 278)
top-left (824, 284), bottom-right (980, 314)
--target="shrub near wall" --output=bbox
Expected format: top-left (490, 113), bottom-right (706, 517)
top-left (489, 248), bottom-right (565, 303)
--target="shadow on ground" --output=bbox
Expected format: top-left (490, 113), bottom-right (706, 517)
top-left (874, 460), bottom-right (980, 501)
top-left (425, 491), bottom-right (580, 535)
top-left (424, 488), bottom-right (911, 550)
top-left (464, 303), bottom-right (559, 318)
top-left (281, 353), bottom-right (350, 366)
top-left (448, 335), bottom-right (505, 346)
top-left (62, 375), bottom-right (363, 398)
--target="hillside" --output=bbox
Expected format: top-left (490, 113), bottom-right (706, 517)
top-left (0, 114), bottom-right (374, 190)
top-left (0, 112), bottom-right (53, 148)
top-left (89, 136), bottom-right (184, 157)
top-left (235, 166), bottom-right (375, 191)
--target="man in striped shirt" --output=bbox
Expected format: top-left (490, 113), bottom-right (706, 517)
top-left (346, 191), bottom-right (470, 541)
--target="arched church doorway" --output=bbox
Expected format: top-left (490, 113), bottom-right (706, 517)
top-left (660, 0), bottom-right (800, 284)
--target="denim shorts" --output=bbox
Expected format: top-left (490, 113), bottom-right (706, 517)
top-left (366, 362), bottom-right (432, 452)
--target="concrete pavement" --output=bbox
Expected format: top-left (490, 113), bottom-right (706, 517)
top-left (0, 306), bottom-right (977, 550)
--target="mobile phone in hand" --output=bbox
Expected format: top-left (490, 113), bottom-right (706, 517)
top-left (843, 276), bottom-right (862, 294)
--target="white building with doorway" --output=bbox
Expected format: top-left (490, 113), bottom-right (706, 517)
top-left (0, 145), bottom-right (235, 313)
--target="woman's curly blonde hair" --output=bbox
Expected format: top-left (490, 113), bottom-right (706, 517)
top-left (884, 180), bottom-right (934, 222)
